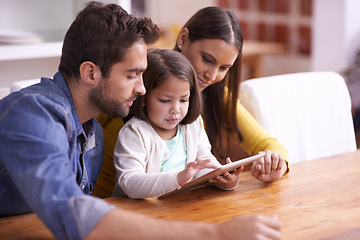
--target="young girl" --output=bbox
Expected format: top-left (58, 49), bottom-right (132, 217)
top-left (112, 49), bottom-right (242, 199)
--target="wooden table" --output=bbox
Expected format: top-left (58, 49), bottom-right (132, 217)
top-left (1, 150), bottom-right (360, 239)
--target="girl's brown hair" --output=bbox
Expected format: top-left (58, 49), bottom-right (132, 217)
top-left (131, 49), bottom-right (202, 125)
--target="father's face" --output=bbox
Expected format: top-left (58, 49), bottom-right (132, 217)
top-left (90, 40), bottom-right (147, 118)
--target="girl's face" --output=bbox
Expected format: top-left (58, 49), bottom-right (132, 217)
top-left (145, 76), bottom-right (190, 140)
top-left (179, 35), bottom-right (239, 91)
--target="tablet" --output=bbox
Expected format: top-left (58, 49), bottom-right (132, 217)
top-left (158, 152), bottom-right (266, 199)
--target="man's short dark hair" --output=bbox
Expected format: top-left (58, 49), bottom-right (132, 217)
top-left (59, 1), bottom-right (159, 80)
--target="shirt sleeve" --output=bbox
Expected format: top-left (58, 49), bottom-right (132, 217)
top-left (235, 100), bottom-right (289, 168)
top-left (113, 120), bottom-right (179, 199)
top-left (194, 116), bottom-right (222, 167)
top-left (0, 94), bottom-right (114, 240)
top-left (65, 195), bottom-right (116, 239)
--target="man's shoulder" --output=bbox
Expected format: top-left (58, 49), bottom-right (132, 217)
top-left (13, 77), bottom-right (71, 111)
top-left (0, 77), bottom-right (73, 126)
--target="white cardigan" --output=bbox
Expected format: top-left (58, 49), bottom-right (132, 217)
top-left (112, 116), bottom-right (221, 199)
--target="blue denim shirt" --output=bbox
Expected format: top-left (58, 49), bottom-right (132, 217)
top-left (0, 72), bottom-right (115, 239)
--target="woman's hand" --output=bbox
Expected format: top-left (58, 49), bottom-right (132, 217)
top-left (208, 157), bottom-right (243, 190)
top-left (251, 150), bottom-right (288, 182)
top-left (177, 158), bottom-right (218, 186)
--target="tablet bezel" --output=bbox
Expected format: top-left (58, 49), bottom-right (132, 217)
top-left (158, 152), bottom-right (266, 199)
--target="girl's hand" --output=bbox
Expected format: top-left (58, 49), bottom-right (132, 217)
top-left (177, 158), bottom-right (218, 186)
top-left (208, 157), bottom-right (243, 190)
top-left (251, 150), bottom-right (287, 182)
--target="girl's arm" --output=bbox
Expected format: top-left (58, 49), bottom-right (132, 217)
top-left (113, 121), bottom-right (179, 199)
top-left (194, 116), bottom-right (241, 190)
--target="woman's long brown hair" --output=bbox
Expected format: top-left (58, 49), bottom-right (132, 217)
top-left (174, 6), bottom-right (244, 154)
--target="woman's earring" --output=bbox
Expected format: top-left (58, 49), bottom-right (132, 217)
top-left (178, 45), bottom-right (182, 51)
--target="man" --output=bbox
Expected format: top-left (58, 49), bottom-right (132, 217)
top-left (0, 2), bottom-right (281, 239)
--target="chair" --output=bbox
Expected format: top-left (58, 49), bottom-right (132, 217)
top-left (0, 87), bottom-right (10, 99)
top-left (10, 79), bottom-right (41, 92)
top-left (239, 71), bottom-right (357, 163)
top-left (0, 79), bottom-right (40, 100)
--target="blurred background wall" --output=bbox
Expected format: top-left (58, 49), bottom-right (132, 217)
top-left (1, 0), bottom-right (360, 88)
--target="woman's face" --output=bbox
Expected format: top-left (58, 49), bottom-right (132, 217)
top-left (180, 38), bottom-right (239, 91)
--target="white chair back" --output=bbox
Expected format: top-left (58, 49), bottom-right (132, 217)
top-left (10, 79), bottom-right (41, 92)
top-left (0, 79), bottom-right (40, 99)
top-left (240, 71), bottom-right (357, 163)
top-left (0, 87), bottom-right (10, 99)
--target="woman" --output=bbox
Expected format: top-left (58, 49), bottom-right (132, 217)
top-left (92, 6), bottom-right (289, 198)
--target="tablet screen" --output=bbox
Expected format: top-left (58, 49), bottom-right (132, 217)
top-left (158, 152), bottom-right (266, 198)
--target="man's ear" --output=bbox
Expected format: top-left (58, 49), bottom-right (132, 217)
top-left (79, 61), bottom-right (101, 86)
top-left (176, 28), bottom-right (190, 50)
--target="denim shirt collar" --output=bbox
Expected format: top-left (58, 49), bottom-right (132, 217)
top-left (52, 71), bottom-right (92, 140)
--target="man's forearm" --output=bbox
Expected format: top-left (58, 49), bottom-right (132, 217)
top-left (85, 208), bottom-right (215, 240)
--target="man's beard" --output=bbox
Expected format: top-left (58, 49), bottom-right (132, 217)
top-left (90, 80), bottom-right (130, 118)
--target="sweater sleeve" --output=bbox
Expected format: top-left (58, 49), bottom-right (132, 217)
top-left (235, 100), bottom-right (289, 168)
top-left (113, 119), bottom-right (180, 199)
top-left (192, 116), bottom-right (222, 177)
top-left (220, 88), bottom-right (288, 165)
